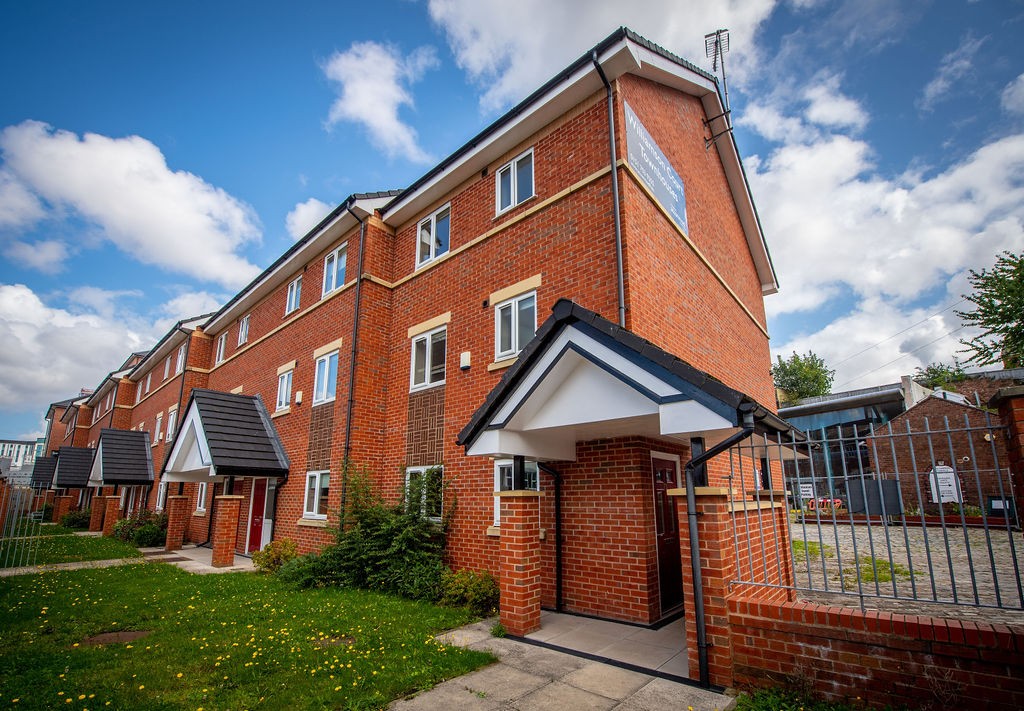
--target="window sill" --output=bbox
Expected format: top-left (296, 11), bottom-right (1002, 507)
top-left (193, 510), bottom-right (206, 517)
top-left (487, 356), bottom-right (518, 372)
top-left (312, 398), bottom-right (335, 407)
top-left (494, 194), bottom-right (536, 220)
top-left (486, 525), bottom-right (500, 537)
top-left (272, 407), bottom-right (291, 418)
top-left (297, 517), bottom-right (327, 528)
top-left (409, 381), bottom-right (446, 393)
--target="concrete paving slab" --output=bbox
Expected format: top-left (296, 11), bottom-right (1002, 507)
top-left (561, 663), bottom-right (653, 700)
top-left (598, 639), bottom-right (678, 669)
top-left (469, 638), bottom-right (589, 680)
top-left (613, 678), bottom-right (736, 711)
top-left (515, 680), bottom-right (619, 711)
top-left (392, 664), bottom-right (548, 710)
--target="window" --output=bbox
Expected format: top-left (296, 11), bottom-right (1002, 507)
top-left (153, 413), bottom-right (163, 444)
top-left (106, 391), bottom-right (113, 409)
top-left (494, 459), bottom-right (539, 525)
top-left (313, 351), bottom-right (338, 404)
top-left (406, 466), bottom-right (443, 520)
top-left (416, 205), bottom-right (450, 267)
top-left (166, 408), bottom-right (177, 440)
top-left (495, 291), bottom-right (536, 360)
top-left (156, 481), bottom-right (167, 511)
top-left (196, 481), bottom-right (207, 512)
top-left (276, 370), bottom-right (293, 411)
top-left (135, 385), bottom-right (142, 404)
top-left (163, 356), bottom-right (171, 380)
top-left (322, 244), bottom-right (347, 296)
top-left (286, 275), bottom-right (302, 315)
top-left (496, 149), bottom-right (534, 213)
top-left (238, 314), bottom-right (250, 346)
top-left (304, 471), bottom-right (329, 519)
top-left (410, 327), bottom-right (446, 390)
top-left (175, 344), bottom-right (186, 374)
top-left (144, 373), bottom-right (152, 394)
top-left (215, 333), bottom-right (227, 363)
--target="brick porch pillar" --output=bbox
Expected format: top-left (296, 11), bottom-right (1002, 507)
top-left (164, 495), bottom-right (189, 551)
top-left (88, 497), bottom-right (106, 532)
top-left (496, 490), bottom-right (543, 637)
top-left (211, 495), bottom-right (243, 567)
top-left (53, 494), bottom-right (75, 524)
top-left (102, 495), bottom-right (122, 537)
top-left (992, 385), bottom-right (1024, 532)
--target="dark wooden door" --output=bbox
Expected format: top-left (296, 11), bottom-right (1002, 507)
top-left (247, 479), bottom-right (267, 553)
top-left (652, 456), bottom-right (683, 613)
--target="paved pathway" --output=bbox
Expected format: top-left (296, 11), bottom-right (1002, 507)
top-left (0, 544), bottom-right (254, 577)
top-left (390, 620), bottom-right (735, 711)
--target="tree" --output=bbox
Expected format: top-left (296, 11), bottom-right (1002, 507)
top-left (913, 359), bottom-right (966, 389)
top-left (957, 250), bottom-right (1024, 368)
top-left (772, 351), bottom-right (835, 404)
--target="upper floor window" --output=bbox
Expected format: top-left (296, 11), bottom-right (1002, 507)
top-left (276, 369), bottom-right (293, 411)
top-left (176, 344), bottom-right (186, 374)
top-left (496, 149), bottom-right (534, 214)
top-left (286, 276), bottom-right (302, 315)
top-left (163, 356), bottom-right (171, 380)
top-left (238, 314), bottom-right (250, 346)
top-left (322, 244), bottom-right (347, 297)
top-left (313, 350), bottom-right (338, 405)
top-left (153, 413), bottom-right (163, 444)
top-left (410, 327), bottom-right (446, 391)
top-left (166, 408), bottom-right (177, 440)
top-left (416, 205), bottom-right (450, 267)
top-left (215, 333), bottom-right (227, 364)
top-left (144, 373), bottom-right (152, 394)
top-left (495, 291), bottom-right (536, 360)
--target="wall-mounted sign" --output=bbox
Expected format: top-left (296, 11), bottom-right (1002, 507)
top-left (928, 465), bottom-right (962, 504)
top-left (624, 102), bottom-right (688, 235)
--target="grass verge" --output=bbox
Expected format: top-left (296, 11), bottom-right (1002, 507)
top-left (0, 563), bottom-right (492, 710)
top-left (0, 534), bottom-right (140, 568)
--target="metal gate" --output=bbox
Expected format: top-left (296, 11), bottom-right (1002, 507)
top-left (0, 483), bottom-right (47, 569)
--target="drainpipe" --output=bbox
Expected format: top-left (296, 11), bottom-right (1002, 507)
top-left (173, 326), bottom-right (192, 497)
top-left (592, 50), bottom-right (626, 328)
top-left (684, 405), bottom-right (755, 687)
top-left (341, 202), bottom-right (367, 531)
top-left (538, 462), bottom-right (563, 612)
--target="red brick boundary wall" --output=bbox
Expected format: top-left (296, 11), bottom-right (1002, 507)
top-left (729, 597), bottom-right (1024, 709)
top-left (88, 500), bottom-right (105, 532)
top-left (497, 490), bottom-right (543, 636)
top-left (102, 496), bottom-right (121, 537)
top-left (164, 495), bottom-right (188, 551)
top-left (53, 494), bottom-right (75, 524)
top-left (992, 386), bottom-right (1024, 528)
top-left (212, 495), bottom-right (242, 567)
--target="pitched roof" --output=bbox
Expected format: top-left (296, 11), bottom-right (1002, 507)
top-left (90, 429), bottom-right (153, 486)
top-left (29, 455), bottom-right (57, 489)
top-left (53, 447), bottom-right (95, 489)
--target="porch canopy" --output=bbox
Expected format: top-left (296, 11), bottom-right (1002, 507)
top-left (53, 447), bottom-right (95, 489)
top-left (88, 429), bottom-right (153, 488)
top-left (162, 389), bottom-right (290, 484)
top-left (29, 455), bottom-right (57, 489)
top-left (458, 299), bottom-right (797, 461)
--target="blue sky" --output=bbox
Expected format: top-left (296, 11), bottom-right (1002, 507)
top-left (1, 0), bottom-right (1022, 438)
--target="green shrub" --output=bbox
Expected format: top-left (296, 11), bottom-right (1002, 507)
top-left (111, 509), bottom-right (166, 543)
top-left (252, 538), bottom-right (298, 573)
top-left (277, 552), bottom-right (331, 589)
top-left (132, 523), bottom-right (166, 547)
top-left (440, 568), bottom-right (500, 617)
top-left (39, 503), bottom-right (53, 522)
top-left (112, 517), bottom-right (141, 542)
top-left (60, 509), bottom-right (91, 529)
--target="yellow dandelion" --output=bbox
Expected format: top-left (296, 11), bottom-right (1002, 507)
top-left (138, 685), bottom-right (144, 690)
top-left (176, 673), bottom-right (183, 678)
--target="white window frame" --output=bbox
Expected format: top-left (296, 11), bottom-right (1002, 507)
top-left (144, 373), bottom-right (152, 394)
top-left (494, 291), bottom-right (537, 360)
top-left (237, 314), bottom-right (250, 346)
top-left (304, 470), bottom-right (329, 519)
top-left (405, 465), bottom-right (443, 521)
top-left (153, 413), bottom-right (163, 444)
top-left (215, 333), bottom-right (227, 364)
top-left (286, 275), bottom-right (302, 315)
top-left (175, 344), bottom-right (186, 374)
top-left (156, 481), bottom-right (168, 511)
top-left (493, 459), bottom-right (539, 525)
top-left (163, 356), bottom-right (171, 380)
top-left (322, 244), bottom-right (347, 297)
top-left (410, 326), bottom-right (446, 391)
top-left (196, 481), bottom-right (207, 512)
top-left (416, 204), bottom-right (451, 268)
top-left (166, 408), bottom-right (177, 440)
top-left (495, 148), bottom-right (534, 215)
top-left (276, 370), bottom-right (293, 411)
top-left (313, 350), bottom-right (338, 405)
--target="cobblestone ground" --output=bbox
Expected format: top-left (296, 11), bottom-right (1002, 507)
top-left (784, 520), bottom-right (1024, 626)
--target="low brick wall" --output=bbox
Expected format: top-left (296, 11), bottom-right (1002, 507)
top-left (728, 596), bottom-right (1024, 709)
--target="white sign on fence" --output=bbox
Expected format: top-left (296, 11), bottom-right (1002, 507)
top-left (928, 465), bottom-right (962, 504)
top-left (799, 483), bottom-right (815, 500)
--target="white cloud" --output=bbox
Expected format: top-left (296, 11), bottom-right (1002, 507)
top-left (1001, 73), bottom-right (1024, 115)
top-left (2, 239), bottom-right (70, 274)
top-left (66, 286), bottom-right (143, 320)
top-left (0, 121), bottom-right (263, 289)
top-left (803, 75), bottom-right (867, 130)
top-left (322, 42), bottom-right (439, 164)
top-left (0, 170), bottom-right (44, 228)
top-left (427, 0), bottom-right (778, 112)
top-left (286, 197), bottom-right (332, 240)
top-left (917, 33), bottom-right (987, 111)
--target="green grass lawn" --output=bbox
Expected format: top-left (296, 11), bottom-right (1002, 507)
top-left (0, 534), bottom-right (140, 568)
top-left (0, 564), bottom-right (492, 710)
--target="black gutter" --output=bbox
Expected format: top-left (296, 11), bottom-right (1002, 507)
top-left (340, 206), bottom-right (369, 531)
top-left (592, 51), bottom-right (626, 328)
top-left (683, 405), bottom-right (756, 688)
top-left (538, 462), bottom-right (563, 612)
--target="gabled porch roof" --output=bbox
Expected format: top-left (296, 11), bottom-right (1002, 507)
top-left (458, 300), bottom-right (795, 461)
top-left (53, 447), bottom-right (95, 489)
top-left (89, 429), bottom-right (153, 487)
top-left (162, 389), bottom-right (290, 483)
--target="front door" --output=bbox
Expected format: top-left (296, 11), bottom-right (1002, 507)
top-left (652, 455), bottom-right (683, 614)
top-left (247, 479), bottom-right (267, 553)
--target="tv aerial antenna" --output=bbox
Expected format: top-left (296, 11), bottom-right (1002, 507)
top-left (703, 29), bottom-right (734, 150)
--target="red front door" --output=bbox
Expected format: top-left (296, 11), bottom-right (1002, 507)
top-left (247, 479), bottom-right (267, 553)
top-left (652, 456), bottom-right (683, 614)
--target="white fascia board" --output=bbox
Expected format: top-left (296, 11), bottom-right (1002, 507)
top-left (87, 440), bottom-right (104, 487)
top-left (164, 407), bottom-right (212, 475)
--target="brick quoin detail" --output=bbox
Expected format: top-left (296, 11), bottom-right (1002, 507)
top-left (497, 491), bottom-right (543, 637)
top-left (164, 495), bottom-right (189, 552)
top-left (102, 496), bottom-right (122, 537)
top-left (211, 496), bottom-right (242, 567)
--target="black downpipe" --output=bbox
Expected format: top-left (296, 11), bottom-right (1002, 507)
top-left (173, 326), bottom-right (192, 499)
top-left (592, 51), bottom-right (626, 328)
top-left (538, 462), bottom-right (563, 612)
top-left (341, 204), bottom-right (368, 531)
top-left (684, 408), bottom-right (755, 687)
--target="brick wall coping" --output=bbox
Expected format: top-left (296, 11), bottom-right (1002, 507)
top-left (167, 495), bottom-right (188, 500)
top-left (990, 384), bottom-right (1024, 407)
top-left (214, 495), bottom-right (244, 500)
top-left (729, 499), bottom-right (784, 513)
top-left (494, 490), bottom-right (544, 498)
top-left (667, 486), bottom-right (732, 497)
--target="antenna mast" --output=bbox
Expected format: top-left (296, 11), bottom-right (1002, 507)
top-left (703, 28), bottom-right (734, 150)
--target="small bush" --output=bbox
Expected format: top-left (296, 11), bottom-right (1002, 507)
top-left (111, 517), bottom-right (140, 542)
top-left (277, 552), bottom-right (330, 589)
top-left (490, 622), bottom-right (506, 638)
top-left (60, 509), bottom-right (91, 529)
top-left (111, 509), bottom-right (167, 543)
top-left (440, 568), bottom-right (500, 617)
top-left (252, 538), bottom-right (298, 573)
top-left (132, 523), bottom-right (166, 547)
top-left (39, 503), bottom-right (53, 522)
